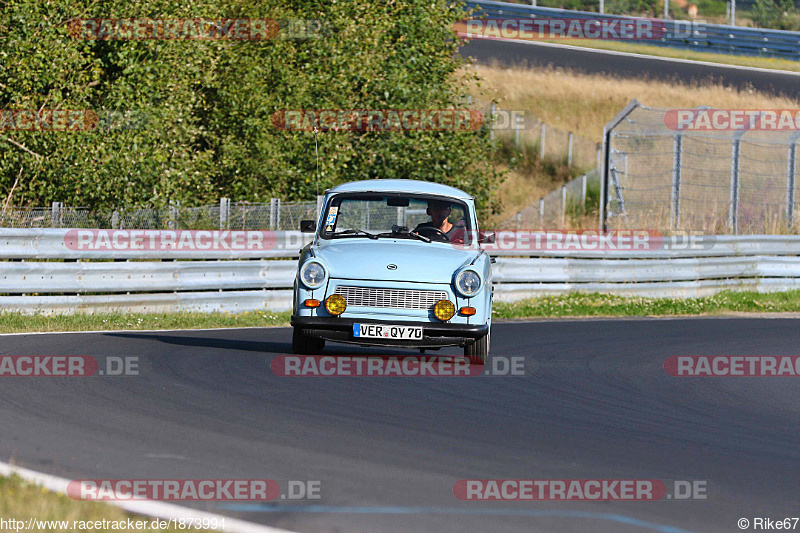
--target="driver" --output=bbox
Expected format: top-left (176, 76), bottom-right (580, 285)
top-left (414, 199), bottom-right (463, 240)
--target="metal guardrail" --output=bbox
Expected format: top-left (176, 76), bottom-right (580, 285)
top-left (465, 0), bottom-right (800, 60)
top-left (4, 230), bottom-right (800, 313)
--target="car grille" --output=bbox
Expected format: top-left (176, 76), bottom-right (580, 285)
top-left (334, 286), bottom-right (448, 310)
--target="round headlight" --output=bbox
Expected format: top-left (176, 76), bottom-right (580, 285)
top-left (300, 261), bottom-right (326, 289)
top-left (434, 299), bottom-right (455, 321)
top-left (456, 270), bottom-right (482, 297)
top-left (325, 294), bottom-right (347, 316)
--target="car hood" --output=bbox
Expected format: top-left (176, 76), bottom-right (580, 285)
top-left (314, 238), bottom-right (480, 283)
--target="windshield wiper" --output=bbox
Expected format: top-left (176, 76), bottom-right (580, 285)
top-left (332, 229), bottom-right (378, 239)
top-left (377, 225), bottom-right (431, 243)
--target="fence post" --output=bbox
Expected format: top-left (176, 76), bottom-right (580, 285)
top-left (112, 210), bottom-right (120, 229)
top-left (787, 133), bottom-right (800, 226)
top-left (729, 138), bottom-right (741, 234)
top-left (490, 103), bottom-right (495, 141)
top-left (269, 198), bottom-right (277, 230)
top-left (581, 173), bottom-right (587, 212)
top-left (219, 197), bottom-right (230, 230)
top-left (561, 186), bottom-right (567, 227)
top-left (316, 195), bottom-right (324, 218)
top-left (275, 198), bottom-right (281, 230)
top-left (670, 133), bottom-right (683, 230)
top-left (514, 114), bottom-right (521, 147)
top-left (567, 132), bottom-right (574, 167)
top-left (168, 200), bottom-right (179, 230)
top-left (599, 0), bottom-right (604, 14)
top-left (51, 202), bottom-right (62, 228)
top-left (539, 198), bottom-right (544, 226)
top-left (539, 122), bottom-right (546, 159)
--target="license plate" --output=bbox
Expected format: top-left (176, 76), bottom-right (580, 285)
top-left (353, 323), bottom-right (423, 340)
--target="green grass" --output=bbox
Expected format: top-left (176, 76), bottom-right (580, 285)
top-left (0, 310), bottom-right (291, 334)
top-left (0, 474), bottom-right (180, 533)
top-left (1, 290), bottom-right (800, 335)
top-left (493, 289), bottom-right (800, 318)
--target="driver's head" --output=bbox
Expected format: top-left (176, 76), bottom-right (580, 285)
top-left (426, 200), bottom-right (451, 227)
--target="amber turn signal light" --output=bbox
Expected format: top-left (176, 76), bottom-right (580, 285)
top-left (304, 299), bottom-right (320, 308)
top-left (460, 306), bottom-right (476, 316)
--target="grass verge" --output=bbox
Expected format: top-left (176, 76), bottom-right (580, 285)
top-left (0, 474), bottom-right (179, 533)
top-left (493, 289), bottom-right (800, 318)
top-left (0, 310), bottom-right (291, 334)
top-left (1, 290), bottom-right (800, 334)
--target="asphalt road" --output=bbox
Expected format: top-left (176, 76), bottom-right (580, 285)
top-left (461, 39), bottom-right (800, 99)
top-left (1, 319), bottom-right (799, 533)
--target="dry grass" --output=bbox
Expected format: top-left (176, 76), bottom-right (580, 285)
top-left (485, 165), bottom-right (552, 227)
top-left (470, 63), bottom-right (800, 228)
top-left (468, 63), bottom-right (800, 140)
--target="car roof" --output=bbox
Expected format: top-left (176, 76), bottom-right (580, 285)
top-left (326, 179), bottom-right (473, 200)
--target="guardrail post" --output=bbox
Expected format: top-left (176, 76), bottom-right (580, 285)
top-left (729, 138), bottom-right (741, 234)
top-left (599, 0), bottom-right (604, 13)
top-left (670, 133), bottom-right (683, 230)
top-left (269, 198), bottom-right (277, 230)
top-left (51, 202), bottom-right (62, 228)
top-left (219, 197), bottom-right (230, 230)
top-left (787, 134), bottom-right (799, 226)
top-left (567, 132), bottom-right (574, 167)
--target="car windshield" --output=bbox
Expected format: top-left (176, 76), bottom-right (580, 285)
top-left (321, 194), bottom-right (472, 242)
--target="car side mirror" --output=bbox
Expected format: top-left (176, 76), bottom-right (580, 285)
top-left (300, 220), bottom-right (317, 233)
top-left (479, 231), bottom-right (495, 244)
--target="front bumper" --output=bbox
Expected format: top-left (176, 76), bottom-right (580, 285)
top-left (291, 316), bottom-right (489, 348)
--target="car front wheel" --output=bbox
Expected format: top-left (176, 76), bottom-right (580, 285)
top-left (464, 330), bottom-right (489, 365)
top-left (292, 327), bottom-right (325, 355)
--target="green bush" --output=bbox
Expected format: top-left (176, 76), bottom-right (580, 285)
top-left (0, 0), bottom-right (503, 218)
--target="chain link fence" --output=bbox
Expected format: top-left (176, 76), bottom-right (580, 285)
top-left (0, 199), bottom-right (320, 230)
top-left (602, 100), bottom-right (800, 234)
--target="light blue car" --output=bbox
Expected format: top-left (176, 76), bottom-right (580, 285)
top-left (291, 179), bottom-right (494, 364)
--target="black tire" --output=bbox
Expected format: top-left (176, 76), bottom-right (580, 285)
top-left (464, 331), bottom-right (489, 365)
top-left (292, 327), bottom-right (325, 355)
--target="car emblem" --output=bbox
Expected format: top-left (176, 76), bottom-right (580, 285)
top-left (387, 264), bottom-right (397, 270)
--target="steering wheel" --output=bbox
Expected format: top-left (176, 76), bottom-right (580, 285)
top-left (414, 226), bottom-right (450, 242)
